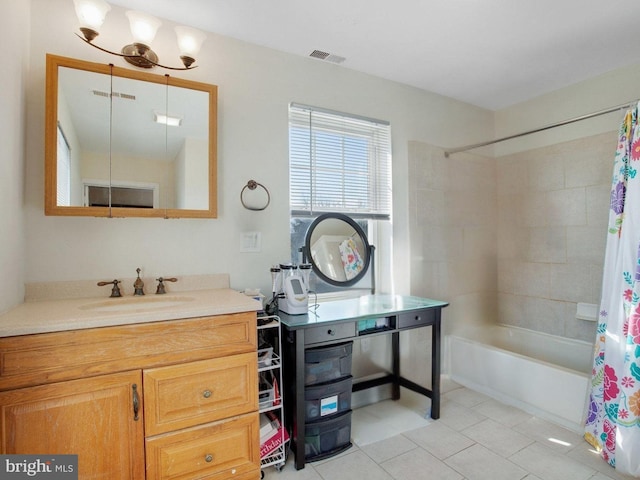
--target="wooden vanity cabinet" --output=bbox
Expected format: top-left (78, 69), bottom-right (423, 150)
top-left (0, 370), bottom-right (145, 479)
top-left (0, 312), bottom-right (260, 480)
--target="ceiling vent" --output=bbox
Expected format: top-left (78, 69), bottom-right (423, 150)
top-left (309, 49), bottom-right (346, 64)
top-left (92, 90), bottom-right (136, 100)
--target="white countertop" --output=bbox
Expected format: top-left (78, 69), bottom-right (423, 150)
top-left (0, 288), bottom-right (262, 338)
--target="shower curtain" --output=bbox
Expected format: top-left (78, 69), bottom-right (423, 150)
top-left (585, 103), bottom-right (640, 477)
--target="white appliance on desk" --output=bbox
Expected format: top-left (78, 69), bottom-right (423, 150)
top-left (269, 263), bottom-right (312, 315)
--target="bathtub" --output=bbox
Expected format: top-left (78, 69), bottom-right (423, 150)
top-left (447, 325), bottom-right (593, 433)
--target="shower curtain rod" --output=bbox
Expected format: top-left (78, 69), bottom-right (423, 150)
top-left (444, 99), bottom-right (639, 157)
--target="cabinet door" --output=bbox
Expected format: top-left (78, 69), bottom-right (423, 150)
top-left (0, 370), bottom-right (145, 480)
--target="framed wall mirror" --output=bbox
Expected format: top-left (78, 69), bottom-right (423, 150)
top-left (45, 54), bottom-right (217, 218)
top-left (303, 213), bottom-right (375, 290)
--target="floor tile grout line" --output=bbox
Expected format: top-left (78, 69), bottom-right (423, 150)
top-left (264, 384), bottom-right (629, 480)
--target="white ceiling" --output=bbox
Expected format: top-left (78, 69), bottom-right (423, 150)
top-left (107, 0), bottom-right (640, 110)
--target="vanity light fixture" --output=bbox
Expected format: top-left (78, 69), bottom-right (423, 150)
top-left (72, 0), bottom-right (206, 70)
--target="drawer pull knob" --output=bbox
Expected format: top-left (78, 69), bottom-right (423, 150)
top-left (205, 454), bottom-right (213, 463)
top-left (328, 329), bottom-right (336, 336)
top-left (203, 390), bottom-right (212, 398)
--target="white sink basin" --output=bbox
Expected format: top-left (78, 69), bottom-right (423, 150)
top-left (79, 296), bottom-right (195, 313)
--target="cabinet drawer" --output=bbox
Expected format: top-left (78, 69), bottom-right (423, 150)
top-left (305, 323), bottom-right (355, 345)
top-left (0, 312), bottom-right (256, 391)
top-left (145, 412), bottom-right (259, 480)
top-left (398, 309), bottom-right (435, 329)
top-left (144, 352), bottom-right (257, 436)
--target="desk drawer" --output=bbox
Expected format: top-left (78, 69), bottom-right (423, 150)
top-left (305, 323), bottom-right (355, 345)
top-left (398, 309), bottom-right (435, 329)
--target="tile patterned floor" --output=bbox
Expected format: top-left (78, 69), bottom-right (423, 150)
top-left (263, 379), bottom-right (637, 480)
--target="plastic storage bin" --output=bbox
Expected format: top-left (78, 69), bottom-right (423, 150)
top-left (305, 376), bottom-right (353, 421)
top-left (304, 342), bottom-right (353, 386)
top-left (304, 410), bottom-right (352, 461)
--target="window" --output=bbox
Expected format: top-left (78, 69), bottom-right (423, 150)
top-left (289, 104), bottom-right (391, 218)
top-left (56, 124), bottom-right (71, 206)
top-left (289, 104), bottom-right (392, 294)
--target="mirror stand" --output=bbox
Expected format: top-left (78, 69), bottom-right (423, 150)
top-left (302, 213), bottom-right (376, 293)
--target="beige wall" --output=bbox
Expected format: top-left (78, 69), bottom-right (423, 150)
top-left (4, 0), bottom-right (637, 359)
top-left (494, 64), bottom-right (640, 157)
top-left (0, 0), bottom-right (29, 313)
top-left (18, 0), bottom-right (493, 297)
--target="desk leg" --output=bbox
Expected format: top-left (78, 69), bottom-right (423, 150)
top-left (431, 315), bottom-right (441, 419)
top-left (392, 331), bottom-right (400, 400)
top-left (293, 329), bottom-right (306, 470)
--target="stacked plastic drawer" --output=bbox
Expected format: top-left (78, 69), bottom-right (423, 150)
top-left (303, 341), bottom-right (354, 461)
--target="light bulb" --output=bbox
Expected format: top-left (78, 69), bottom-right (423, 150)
top-left (73, 0), bottom-right (111, 32)
top-left (126, 10), bottom-right (161, 46)
top-left (175, 25), bottom-right (206, 59)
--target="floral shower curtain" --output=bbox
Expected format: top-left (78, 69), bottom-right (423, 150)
top-left (585, 103), bottom-right (640, 477)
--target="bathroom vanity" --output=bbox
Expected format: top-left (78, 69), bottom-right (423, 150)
top-left (0, 284), bottom-right (261, 480)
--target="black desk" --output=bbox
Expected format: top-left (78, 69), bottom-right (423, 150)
top-left (279, 294), bottom-right (448, 470)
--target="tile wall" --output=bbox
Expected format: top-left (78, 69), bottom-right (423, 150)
top-left (408, 141), bottom-right (498, 340)
top-left (409, 130), bottom-right (617, 344)
top-left (496, 131), bottom-right (616, 342)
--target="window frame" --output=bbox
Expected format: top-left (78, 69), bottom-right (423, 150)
top-left (288, 104), bottom-right (392, 295)
top-left (289, 103), bottom-right (391, 220)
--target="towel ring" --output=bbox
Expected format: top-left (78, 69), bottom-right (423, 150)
top-left (240, 180), bottom-right (271, 211)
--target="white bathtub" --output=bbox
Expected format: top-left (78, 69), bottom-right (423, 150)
top-left (447, 325), bottom-right (593, 432)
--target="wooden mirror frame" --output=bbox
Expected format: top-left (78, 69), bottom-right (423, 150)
top-left (45, 54), bottom-right (218, 218)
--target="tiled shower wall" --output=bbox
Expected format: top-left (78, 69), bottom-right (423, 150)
top-left (497, 131), bottom-right (617, 342)
top-left (409, 130), bottom-right (617, 344)
top-left (408, 141), bottom-right (498, 339)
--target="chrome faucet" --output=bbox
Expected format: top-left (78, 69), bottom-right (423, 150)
top-left (98, 279), bottom-right (122, 297)
top-left (133, 268), bottom-right (145, 296)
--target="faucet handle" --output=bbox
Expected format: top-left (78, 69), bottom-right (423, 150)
top-left (98, 280), bottom-right (122, 298)
top-left (155, 277), bottom-right (178, 294)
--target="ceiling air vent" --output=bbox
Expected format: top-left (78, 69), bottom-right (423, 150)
top-left (309, 49), bottom-right (346, 64)
top-left (92, 90), bottom-right (136, 100)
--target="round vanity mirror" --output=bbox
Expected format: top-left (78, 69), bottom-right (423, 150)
top-left (303, 213), bottom-right (372, 287)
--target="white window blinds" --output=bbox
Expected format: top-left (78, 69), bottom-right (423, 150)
top-left (289, 104), bottom-right (392, 219)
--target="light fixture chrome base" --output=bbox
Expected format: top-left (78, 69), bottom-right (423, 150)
top-left (121, 43), bottom-right (158, 69)
top-left (76, 33), bottom-right (197, 70)
top-left (79, 27), bottom-right (99, 42)
top-left (180, 55), bottom-right (195, 69)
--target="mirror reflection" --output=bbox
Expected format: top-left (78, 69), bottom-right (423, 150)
top-left (304, 213), bottom-right (372, 288)
top-left (46, 54), bottom-right (217, 218)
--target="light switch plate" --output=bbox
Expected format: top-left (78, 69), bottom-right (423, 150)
top-left (240, 231), bottom-right (261, 252)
